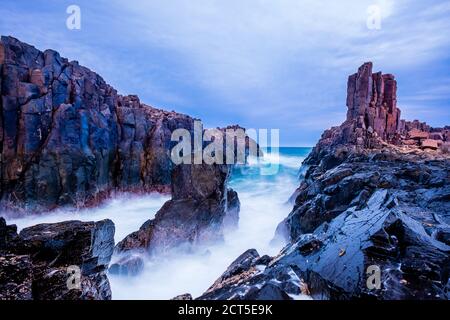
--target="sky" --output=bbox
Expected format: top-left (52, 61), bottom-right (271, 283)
top-left (1, 0), bottom-right (449, 146)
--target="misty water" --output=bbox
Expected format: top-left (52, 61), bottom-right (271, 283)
top-left (3, 147), bottom-right (311, 300)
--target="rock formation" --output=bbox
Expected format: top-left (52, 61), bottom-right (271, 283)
top-left (114, 162), bottom-right (239, 261)
top-left (0, 36), bottom-right (247, 265)
top-left (0, 217), bottom-right (115, 300)
top-left (0, 36), bottom-right (195, 210)
top-left (200, 63), bottom-right (450, 300)
top-left (328, 62), bottom-right (448, 151)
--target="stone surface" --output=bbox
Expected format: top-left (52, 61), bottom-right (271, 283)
top-left (201, 63), bottom-right (450, 301)
top-left (109, 254), bottom-right (145, 276)
top-left (0, 36), bottom-right (195, 210)
top-left (421, 139), bottom-right (439, 150)
top-left (0, 254), bottom-right (33, 300)
top-left (116, 163), bottom-right (240, 255)
top-left (171, 293), bottom-right (193, 300)
top-left (0, 217), bottom-right (115, 300)
top-left (409, 129), bottom-right (430, 140)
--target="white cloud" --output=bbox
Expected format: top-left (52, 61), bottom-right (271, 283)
top-left (1, 0), bottom-right (449, 144)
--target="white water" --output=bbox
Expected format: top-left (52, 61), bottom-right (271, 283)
top-left (2, 148), bottom-right (311, 300)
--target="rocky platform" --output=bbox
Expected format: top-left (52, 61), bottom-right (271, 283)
top-left (198, 63), bottom-right (450, 300)
top-left (0, 217), bottom-right (115, 300)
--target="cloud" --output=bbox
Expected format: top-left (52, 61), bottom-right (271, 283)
top-left (1, 0), bottom-right (449, 145)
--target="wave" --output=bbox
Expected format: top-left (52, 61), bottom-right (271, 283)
top-left (2, 148), bottom-right (311, 300)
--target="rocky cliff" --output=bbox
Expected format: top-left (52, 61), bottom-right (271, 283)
top-left (0, 37), bottom-right (247, 297)
top-left (199, 63), bottom-right (450, 300)
top-left (0, 36), bottom-right (199, 210)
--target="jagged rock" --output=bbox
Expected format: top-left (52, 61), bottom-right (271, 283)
top-left (0, 217), bottom-right (22, 252)
top-left (0, 218), bottom-right (115, 300)
top-left (109, 255), bottom-right (145, 276)
top-left (116, 163), bottom-right (240, 255)
top-left (0, 36), bottom-right (195, 210)
top-left (1, 37), bottom-right (248, 268)
top-left (198, 248), bottom-right (308, 300)
top-left (409, 129), bottom-right (429, 140)
top-left (203, 63), bottom-right (450, 301)
top-left (171, 293), bottom-right (193, 300)
top-left (421, 139), bottom-right (439, 150)
top-left (346, 62), bottom-right (401, 143)
top-left (0, 254), bottom-right (33, 300)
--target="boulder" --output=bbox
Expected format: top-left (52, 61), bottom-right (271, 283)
top-left (116, 162), bottom-right (240, 255)
top-left (0, 218), bottom-right (115, 300)
top-left (409, 129), bottom-right (429, 140)
top-left (421, 139), bottom-right (438, 150)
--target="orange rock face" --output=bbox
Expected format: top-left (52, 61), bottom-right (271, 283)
top-left (421, 139), bottom-right (439, 150)
top-left (408, 129), bottom-right (429, 140)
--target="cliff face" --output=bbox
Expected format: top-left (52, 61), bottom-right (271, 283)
top-left (0, 36), bottom-right (195, 210)
top-left (346, 63), bottom-right (401, 143)
top-left (200, 63), bottom-right (450, 301)
top-left (0, 37), bottom-right (244, 297)
top-left (326, 62), bottom-right (448, 151)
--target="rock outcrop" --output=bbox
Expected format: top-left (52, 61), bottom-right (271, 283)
top-left (324, 62), bottom-right (448, 151)
top-left (0, 36), bottom-right (195, 210)
top-left (0, 217), bottom-right (115, 300)
top-left (201, 63), bottom-right (450, 300)
top-left (1, 36), bottom-right (246, 268)
top-left (115, 162), bottom-right (239, 256)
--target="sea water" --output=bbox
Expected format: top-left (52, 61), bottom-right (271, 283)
top-left (2, 147), bottom-right (311, 300)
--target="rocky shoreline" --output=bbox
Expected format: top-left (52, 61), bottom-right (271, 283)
top-left (1, 37), bottom-right (449, 300)
top-left (0, 217), bottom-right (115, 299)
top-left (0, 36), bottom-right (245, 299)
top-left (194, 63), bottom-right (450, 300)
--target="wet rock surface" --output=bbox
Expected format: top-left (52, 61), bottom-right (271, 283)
top-left (109, 254), bottom-right (145, 276)
top-left (0, 217), bottom-right (115, 300)
top-left (201, 63), bottom-right (450, 300)
top-left (116, 162), bottom-right (239, 255)
top-left (0, 36), bottom-right (194, 210)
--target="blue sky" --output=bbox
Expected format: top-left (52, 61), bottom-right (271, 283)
top-left (1, 0), bottom-right (449, 146)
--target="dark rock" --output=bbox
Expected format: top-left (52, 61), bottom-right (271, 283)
top-left (0, 217), bottom-right (22, 253)
top-left (0, 36), bottom-right (195, 210)
top-left (19, 219), bottom-right (115, 274)
top-left (116, 163), bottom-right (240, 255)
top-left (436, 229), bottom-right (450, 246)
top-left (244, 283), bottom-right (292, 300)
top-left (109, 254), bottom-right (145, 276)
top-left (0, 254), bottom-right (33, 300)
top-left (171, 293), bottom-right (193, 300)
top-left (0, 218), bottom-right (115, 300)
top-left (218, 249), bottom-right (260, 281)
top-left (201, 63), bottom-right (450, 301)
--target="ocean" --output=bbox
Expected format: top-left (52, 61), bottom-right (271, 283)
top-left (3, 147), bottom-right (312, 299)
